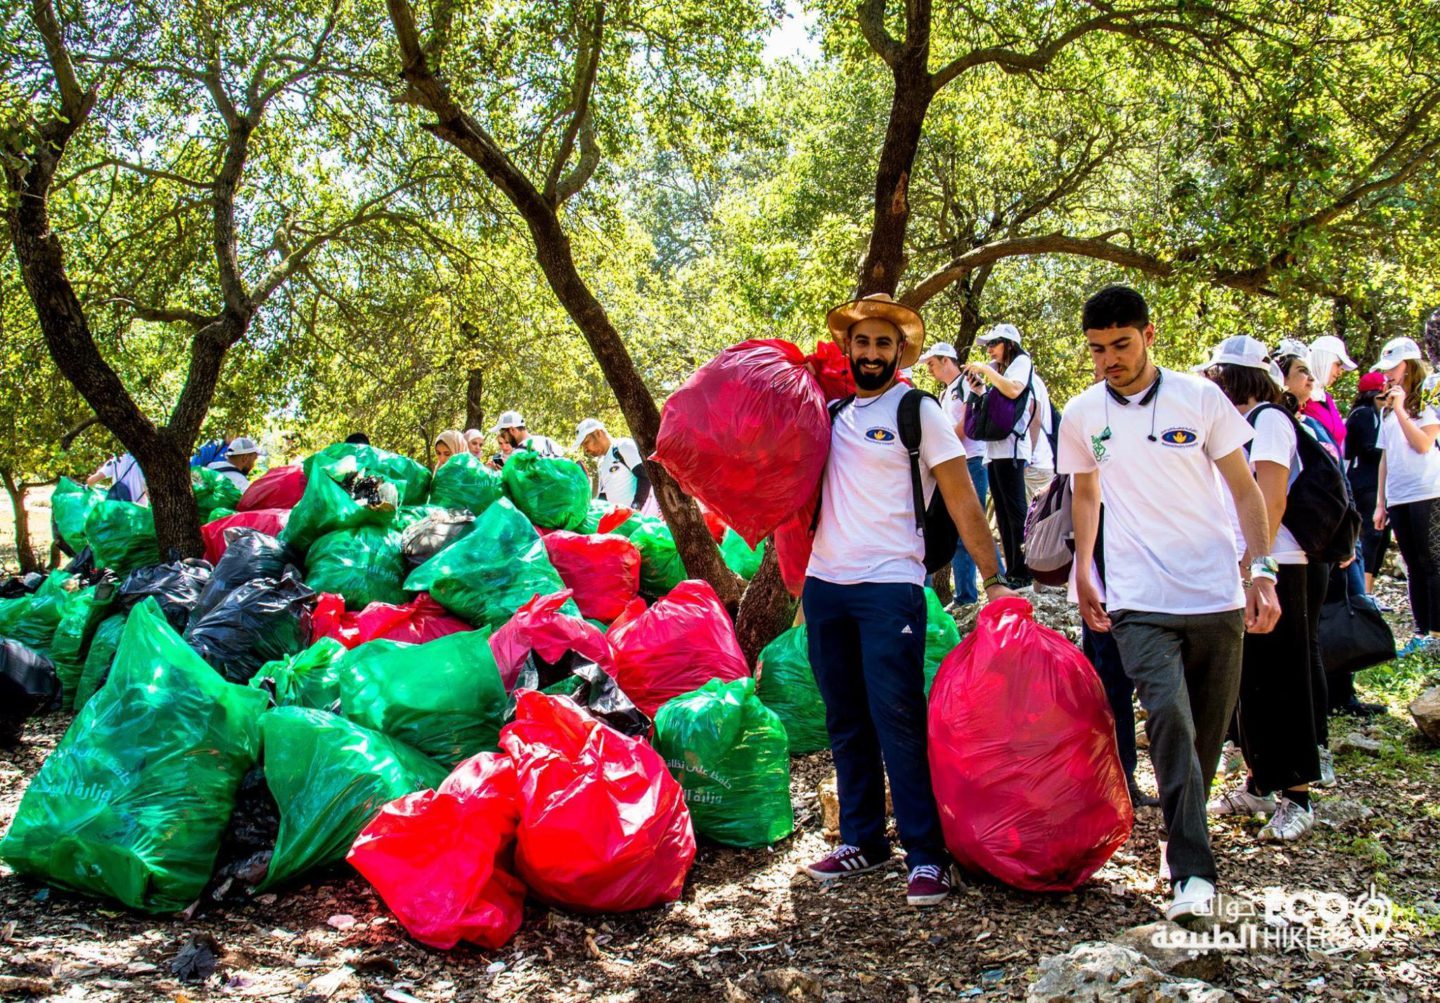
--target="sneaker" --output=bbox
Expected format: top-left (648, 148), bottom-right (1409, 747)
top-left (1259, 796), bottom-right (1316, 841)
top-left (1217, 740), bottom-right (1244, 780)
top-left (1316, 747), bottom-right (1336, 788)
top-left (1165, 876), bottom-right (1217, 925)
top-left (803, 844), bottom-right (888, 883)
top-left (1127, 777), bottom-right (1160, 808)
top-left (905, 863), bottom-right (954, 906)
top-left (1208, 784), bottom-right (1276, 816)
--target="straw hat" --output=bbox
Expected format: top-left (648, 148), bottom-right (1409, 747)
top-left (825, 293), bottom-right (925, 369)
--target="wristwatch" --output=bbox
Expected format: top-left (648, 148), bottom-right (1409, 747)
top-left (982, 574), bottom-right (1006, 591)
top-left (1249, 556), bottom-right (1279, 582)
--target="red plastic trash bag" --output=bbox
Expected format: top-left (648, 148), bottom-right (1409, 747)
top-left (311, 593), bottom-right (471, 649)
top-left (803, 340), bottom-right (857, 402)
top-left (653, 339), bottom-right (829, 547)
top-left (490, 591), bottom-right (614, 691)
top-left (501, 690), bottom-right (695, 912)
top-left (238, 465), bottom-right (307, 512)
top-left (349, 752), bottom-right (524, 950)
top-left (608, 580), bottom-right (749, 719)
top-left (595, 507), bottom-right (634, 534)
top-left (202, 509), bottom-right (290, 564)
top-left (541, 531), bottom-right (641, 622)
top-left (928, 597), bottom-right (1133, 892)
top-left (771, 488), bottom-right (819, 598)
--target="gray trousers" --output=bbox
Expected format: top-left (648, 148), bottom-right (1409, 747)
top-left (1109, 608), bottom-right (1244, 884)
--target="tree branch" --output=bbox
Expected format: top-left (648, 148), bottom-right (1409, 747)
top-left (858, 0), bottom-right (902, 67)
top-left (544, 1), bottom-right (605, 206)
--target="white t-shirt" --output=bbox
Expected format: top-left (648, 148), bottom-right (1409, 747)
top-left (98, 454), bottom-right (148, 506)
top-left (1056, 369), bottom-right (1254, 615)
top-left (941, 377), bottom-right (986, 460)
top-left (1379, 406), bottom-right (1440, 506)
top-left (597, 437), bottom-right (660, 516)
top-left (206, 460), bottom-right (251, 493)
top-left (1029, 373), bottom-right (1055, 471)
top-left (984, 355), bottom-right (1034, 463)
top-left (1226, 406), bottom-right (1305, 565)
top-left (521, 434), bottom-right (563, 459)
top-left (808, 383), bottom-right (966, 586)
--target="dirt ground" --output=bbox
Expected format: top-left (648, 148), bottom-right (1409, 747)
top-left (1, 581), bottom-right (1437, 1002)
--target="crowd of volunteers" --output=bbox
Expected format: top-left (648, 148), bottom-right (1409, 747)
top-left (1, 281), bottom-right (1427, 946)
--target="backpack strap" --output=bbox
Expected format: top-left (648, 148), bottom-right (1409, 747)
top-left (897, 390), bottom-right (931, 534)
top-left (809, 396), bottom-right (857, 534)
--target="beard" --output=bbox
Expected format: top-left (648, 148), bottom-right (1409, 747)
top-left (851, 354), bottom-right (899, 391)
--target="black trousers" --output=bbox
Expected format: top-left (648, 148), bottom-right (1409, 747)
top-left (1237, 564), bottom-right (1322, 793)
top-left (1306, 562), bottom-right (1330, 744)
top-left (989, 458), bottom-right (1029, 581)
top-left (1355, 488), bottom-right (1392, 575)
top-left (1389, 497), bottom-right (1440, 635)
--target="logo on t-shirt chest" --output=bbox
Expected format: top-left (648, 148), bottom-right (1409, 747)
top-left (864, 427), bottom-right (897, 444)
top-left (1160, 427), bottom-right (1201, 447)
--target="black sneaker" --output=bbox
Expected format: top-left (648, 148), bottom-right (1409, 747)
top-left (1335, 698), bottom-right (1386, 718)
top-left (1127, 777), bottom-right (1160, 808)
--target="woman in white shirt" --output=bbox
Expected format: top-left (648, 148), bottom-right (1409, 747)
top-left (1372, 337), bottom-right (1440, 654)
top-left (1199, 336), bottom-right (1321, 843)
top-left (963, 323), bottom-right (1035, 586)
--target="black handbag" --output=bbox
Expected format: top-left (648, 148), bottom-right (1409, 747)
top-left (1317, 578), bottom-right (1395, 675)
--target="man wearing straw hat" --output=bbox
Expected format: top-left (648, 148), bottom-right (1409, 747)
top-left (801, 292), bottom-right (1013, 907)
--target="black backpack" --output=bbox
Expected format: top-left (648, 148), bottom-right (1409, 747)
top-left (817, 390), bottom-right (960, 575)
top-left (1245, 403), bottom-right (1361, 564)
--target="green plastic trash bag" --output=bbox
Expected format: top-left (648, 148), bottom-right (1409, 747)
top-left (629, 521), bottom-right (686, 595)
top-left (500, 450), bottom-right (590, 530)
top-left (208, 506), bottom-right (237, 520)
top-left (49, 582), bottom-right (118, 709)
top-left (51, 477), bottom-right (105, 552)
top-left (577, 500), bottom-right (612, 535)
top-left (304, 443), bottom-right (430, 506)
top-left (429, 453), bottom-right (502, 515)
top-left (281, 470), bottom-right (396, 554)
top-left (304, 526), bottom-right (409, 609)
top-left (84, 501), bottom-right (160, 574)
top-left (720, 529), bottom-right (765, 581)
top-left (0, 599), bottom-right (266, 911)
top-left (392, 503), bottom-right (449, 533)
top-left (405, 499), bottom-right (574, 629)
top-left (338, 627), bottom-right (507, 765)
top-left (191, 466), bottom-right (243, 519)
top-left (923, 587), bottom-right (960, 694)
top-left (653, 677), bottom-right (793, 848)
top-left (249, 637), bottom-right (347, 710)
top-left (0, 571), bottom-right (73, 653)
top-left (75, 613), bottom-right (126, 710)
top-left (258, 706), bottom-right (447, 889)
top-left (755, 625), bottom-right (828, 755)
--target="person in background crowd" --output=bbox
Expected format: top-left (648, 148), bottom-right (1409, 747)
top-left (1347, 371), bottom-right (1392, 598)
top-left (87, 452), bottom-right (148, 505)
top-left (917, 341), bottom-right (995, 609)
top-left (1060, 285), bottom-right (1279, 925)
top-left (1274, 345), bottom-right (1339, 457)
top-left (433, 429), bottom-right (467, 470)
top-left (1303, 335), bottom-right (1357, 454)
top-left (344, 432), bottom-right (370, 445)
top-left (1199, 337), bottom-right (1322, 842)
top-left (191, 439), bottom-right (228, 468)
top-left (1373, 337), bottom-right (1440, 656)
top-left (1024, 366), bottom-right (1056, 503)
top-left (208, 437), bottom-right (261, 491)
top-left (464, 428), bottom-right (486, 457)
top-left (575, 418), bottom-right (659, 516)
top-left (492, 410), bottom-right (563, 458)
top-left (965, 323), bottom-right (1035, 587)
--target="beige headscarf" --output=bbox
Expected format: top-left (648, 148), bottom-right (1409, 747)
top-left (433, 429), bottom-right (468, 469)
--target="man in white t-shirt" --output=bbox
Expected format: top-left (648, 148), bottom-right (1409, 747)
top-left (918, 341), bottom-right (994, 606)
top-left (1058, 285), bottom-right (1280, 927)
top-left (87, 453), bottom-right (148, 505)
top-left (491, 410), bottom-right (563, 458)
top-left (801, 294), bottom-right (1013, 908)
top-left (207, 436), bottom-right (261, 492)
top-left (574, 417), bottom-right (660, 517)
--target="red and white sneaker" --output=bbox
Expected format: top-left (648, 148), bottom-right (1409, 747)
top-left (802, 844), bottom-right (888, 883)
top-left (905, 864), bottom-right (954, 906)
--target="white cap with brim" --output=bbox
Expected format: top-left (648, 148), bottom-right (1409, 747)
top-left (227, 436), bottom-right (261, 456)
top-left (1193, 335), bottom-right (1284, 387)
top-left (916, 342), bottom-right (958, 363)
top-left (1309, 335), bottom-right (1357, 371)
top-left (573, 418), bottom-right (605, 451)
top-left (976, 323), bottom-right (1022, 347)
top-left (490, 410), bottom-right (525, 434)
top-left (1371, 337), bottom-right (1422, 372)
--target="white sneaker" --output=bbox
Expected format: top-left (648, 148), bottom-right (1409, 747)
top-left (1217, 740), bottom-right (1244, 780)
top-left (1208, 784), bottom-right (1276, 816)
top-left (1316, 747), bottom-right (1336, 788)
top-left (1259, 796), bottom-right (1316, 841)
top-left (1165, 876), bottom-right (1217, 924)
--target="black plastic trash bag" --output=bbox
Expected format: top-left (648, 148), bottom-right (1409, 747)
top-left (189, 529), bottom-right (298, 627)
top-left (508, 657), bottom-right (651, 739)
top-left (117, 559), bottom-right (212, 633)
top-left (0, 639), bottom-right (61, 747)
top-left (399, 508), bottom-right (476, 569)
top-left (185, 572), bottom-right (316, 683)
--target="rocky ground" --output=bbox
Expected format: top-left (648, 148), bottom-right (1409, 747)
top-left (1, 579), bottom-right (1437, 1002)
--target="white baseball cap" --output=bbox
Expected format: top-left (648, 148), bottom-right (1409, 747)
top-left (916, 342), bottom-right (958, 363)
top-left (490, 410), bottom-right (525, 433)
top-left (227, 436), bottom-right (261, 456)
top-left (1272, 337), bottom-right (1310, 361)
top-left (1372, 337), bottom-right (1422, 371)
top-left (1193, 336), bottom-right (1284, 386)
top-left (573, 418), bottom-right (605, 451)
top-left (976, 323), bottom-right (1022, 347)
top-left (1309, 335), bottom-right (1357, 371)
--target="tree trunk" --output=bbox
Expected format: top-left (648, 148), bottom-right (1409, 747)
top-left (465, 368), bottom-right (484, 432)
top-left (734, 541), bottom-right (797, 667)
top-left (855, 59), bottom-right (934, 297)
top-left (141, 435), bottom-right (205, 560)
top-left (0, 470), bottom-right (41, 574)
